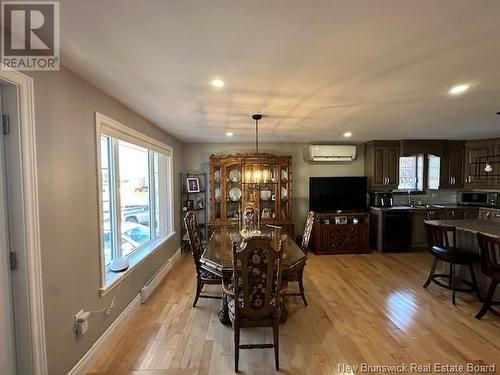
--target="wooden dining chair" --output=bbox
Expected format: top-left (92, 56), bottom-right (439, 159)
top-left (283, 211), bottom-right (314, 305)
top-left (242, 204), bottom-right (259, 229)
top-left (184, 211), bottom-right (222, 307)
top-left (423, 222), bottom-right (479, 304)
top-left (475, 232), bottom-right (500, 319)
top-left (222, 236), bottom-right (284, 372)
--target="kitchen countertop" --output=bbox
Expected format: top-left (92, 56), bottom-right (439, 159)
top-left (425, 219), bottom-right (500, 237)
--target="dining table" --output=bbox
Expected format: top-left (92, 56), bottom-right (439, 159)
top-left (200, 225), bottom-right (307, 325)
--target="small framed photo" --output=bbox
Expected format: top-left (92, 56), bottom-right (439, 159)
top-left (186, 177), bottom-right (200, 193)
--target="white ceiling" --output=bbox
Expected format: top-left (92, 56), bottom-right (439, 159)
top-left (59, 0), bottom-right (500, 142)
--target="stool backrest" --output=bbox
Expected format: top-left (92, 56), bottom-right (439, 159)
top-left (477, 232), bottom-right (500, 276)
top-left (425, 223), bottom-right (456, 249)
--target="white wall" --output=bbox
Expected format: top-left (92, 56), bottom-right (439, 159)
top-left (28, 67), bottom-right (183, 374)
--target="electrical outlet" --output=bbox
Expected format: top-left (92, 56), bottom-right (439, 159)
top-left (75, 310), bottom-right (90, 336)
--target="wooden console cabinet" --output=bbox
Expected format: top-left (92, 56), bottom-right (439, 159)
top-left (310, 212), bottom-right (370, 254)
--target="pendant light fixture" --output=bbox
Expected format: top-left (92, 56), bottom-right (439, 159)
top-left (243, 114), bottom-right (272, 184)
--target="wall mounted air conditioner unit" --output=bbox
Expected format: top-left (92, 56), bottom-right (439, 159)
top-left (308, 145), bottom-right (356, 162)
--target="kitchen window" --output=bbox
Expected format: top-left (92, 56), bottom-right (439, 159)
top-left (96, 113), bottom-right (174, 289)
top-left (427, 154), bottom-right (441, 190)
top-left (398, 154), bottom-right (424, 192)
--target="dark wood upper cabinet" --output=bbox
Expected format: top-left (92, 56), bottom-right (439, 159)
top-left (364, 141), bottom-right (400, 190)
top-left (439, 142), bottom-right (465, 189)
top-left (385, 147), bottom-right (399, 187)
top-left (464, 140), bottom-right (495, 187)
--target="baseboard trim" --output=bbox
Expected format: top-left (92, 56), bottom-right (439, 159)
top-left (67, 247), bottom-right (182, 375)
top-left (141, 247), bottom-right (182, 303)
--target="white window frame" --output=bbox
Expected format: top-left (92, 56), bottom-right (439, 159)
top-left (95, 113), bottom-right (174, 293)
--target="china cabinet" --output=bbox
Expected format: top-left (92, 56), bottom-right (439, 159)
top-left (208, 153), bottom-right (294, 236)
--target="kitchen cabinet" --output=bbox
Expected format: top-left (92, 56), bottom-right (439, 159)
top-left (464, 139), bottom-right (500, 188)
top-left (364, 141), bottom-right (400, 190)
top-left (426, 209), bottom-right (447, 220)
top-left (463, 208), bottom-right (479, 220)
top-left (479, 208), bottom-right (500, 222)
top-left (446, 208), bottom-right (465, 220)
top-left (479, 208), bottom-right (491, 221)
top-left (440, 143), bottom-right (465, 189)
top-left (411, 211), bottom-right (428, 248)
top-left (373, 207), bottom-right (480, 251)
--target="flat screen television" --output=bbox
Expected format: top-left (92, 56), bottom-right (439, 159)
top-left (309, 176), bottom-right (367, 212)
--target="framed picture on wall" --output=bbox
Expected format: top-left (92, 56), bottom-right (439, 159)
top-left (186, 177), bottom-right (200, 193)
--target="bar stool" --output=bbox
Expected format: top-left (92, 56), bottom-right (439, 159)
top-left (475, 232), bottom-right (500, 319)
top-left (423, 223), bottom-right (480, 305)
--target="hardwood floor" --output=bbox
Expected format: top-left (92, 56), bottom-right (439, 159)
top-left (87, 251), bottom-right (500, 375)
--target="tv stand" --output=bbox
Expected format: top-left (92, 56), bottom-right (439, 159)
top-left (310, 212), bottom-right (370, 255)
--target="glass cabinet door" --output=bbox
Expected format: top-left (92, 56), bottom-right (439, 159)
top-left (258, 164), bottom-right (278, 223)
top-left (279, 163), bottom-right (290, 220)
top-left (212, 165), bottom-right (222, 220)
top-left (225, 163), bottom-right (242, 222)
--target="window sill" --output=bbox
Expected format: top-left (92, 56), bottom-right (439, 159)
top-left (99, 231), bottom-right (176, 297)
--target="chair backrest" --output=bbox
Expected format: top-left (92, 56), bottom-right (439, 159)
top-left (425, 222), bottom-right (456, 250)
top-left (231, 236), bottom-right (284, 320)
top-left (477, 232), bottom-right (500, 276)
top-left (184, 211), bottom-right (203, 273)
top-left (242, 204), bottom-right (258, 229)
top-left (301, 211), bottom-right (315, 254)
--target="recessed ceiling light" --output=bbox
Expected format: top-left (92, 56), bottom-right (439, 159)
top-left (225, 131), bottom-right (233, 137)
top-left (449, 84), bottom-right (470, 95)
top-left (211, 79), bottom-right (225, 88)
top-left (343, 132), bottom-right (352, 138)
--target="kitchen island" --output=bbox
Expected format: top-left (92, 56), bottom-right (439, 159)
top-left (426, 219), bottom-right (500, 237)
top-left (425, 219), bottom-right (500, 298)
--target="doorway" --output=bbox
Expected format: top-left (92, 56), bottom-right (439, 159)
top-left (0, 72), bottom-right (46, 375)
top-left (0, 79), bottom-right (17, 375)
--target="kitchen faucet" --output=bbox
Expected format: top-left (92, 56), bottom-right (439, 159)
top-left (408, 190), bottom-right (412, 206)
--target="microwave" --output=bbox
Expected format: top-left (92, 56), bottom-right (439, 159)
top-left (458, 191), bottom-right (500, 208)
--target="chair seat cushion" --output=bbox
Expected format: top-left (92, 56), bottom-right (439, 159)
top-left (227, 295), bottom-right (281, 324)
top-left (430, 245), bottom-right (477, 264)
top-left (200, 269), bottom-right (222, 281)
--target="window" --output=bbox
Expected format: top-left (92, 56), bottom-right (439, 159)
top-left (398, 154), bottom-right (424, 191)
top-left (427, 154), bottom-right (441, 190)
top-left (97, 113), bottom-right (173, 288)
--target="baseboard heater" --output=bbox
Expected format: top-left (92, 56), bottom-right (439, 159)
top-left (139, 249), bottom-right (180, 303)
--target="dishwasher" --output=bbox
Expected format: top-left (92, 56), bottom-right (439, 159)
top-left (382, 211), bottom-right (412, 251)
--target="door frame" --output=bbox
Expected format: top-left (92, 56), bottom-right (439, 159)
top-left (0, 67), bottom-right (47, 375)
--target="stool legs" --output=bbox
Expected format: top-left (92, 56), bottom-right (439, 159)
top-left (423, 257), bottom-right (438, 288)
top-left (468, 264), bottom-right (481, 301)
top-left (450, 263), bottom-right (456, 305)
top-left (475, 280), bottom-right (498, 320)
top-left (423, 258), bottom-right (479, 305)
